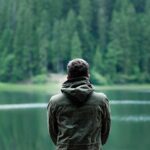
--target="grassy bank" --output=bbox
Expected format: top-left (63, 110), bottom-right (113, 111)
top-left (95, 84), bottom-right (150, 91)
top-left (1, 73), bottom-right (149, 93)
top-left (0, 82), bottom-right (61, 94)
top-left (0, 82), bottom-right (150, 94)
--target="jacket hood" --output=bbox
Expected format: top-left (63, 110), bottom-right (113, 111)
top-left (61, 77), bottom-right (94, 106)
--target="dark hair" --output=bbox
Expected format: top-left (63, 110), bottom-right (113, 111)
top-left (67, 58), bottom-right (89, 79)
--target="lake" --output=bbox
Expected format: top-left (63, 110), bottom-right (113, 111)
top-left (0, 89), bottom-right (150, 150)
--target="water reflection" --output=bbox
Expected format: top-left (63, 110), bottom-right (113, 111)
top-left (0, 103), bottom-right (47, 110)
top-left (0, 90), bottom-right (150, 150)
top-left (112, 115), bottom-right (150, 122)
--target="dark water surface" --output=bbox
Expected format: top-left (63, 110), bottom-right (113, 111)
top-left (103, 90), bottom-right (150, 150)
top-left (0, 90), bottom-right (150, 150)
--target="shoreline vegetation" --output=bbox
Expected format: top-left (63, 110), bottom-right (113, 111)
top-left (0, 82), bottom-right (150, 94)
top-left (0, 1), bottom-right (150, 84)
top-left (0, 73), bottom-right (150, 94)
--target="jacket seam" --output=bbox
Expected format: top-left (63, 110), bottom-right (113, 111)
top-left (57, 142), bottom-right (101, 146)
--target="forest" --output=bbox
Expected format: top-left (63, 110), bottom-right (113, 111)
top-left (0, 0), bottom-right (150, 84)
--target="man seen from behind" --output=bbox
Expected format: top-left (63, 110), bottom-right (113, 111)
top-left (47, 58), bottom-right (111, 150)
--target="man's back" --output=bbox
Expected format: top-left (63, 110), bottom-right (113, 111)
top-left (47, 77), bottom-right (111, 150)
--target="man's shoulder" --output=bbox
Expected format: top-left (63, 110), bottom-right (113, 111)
top-left (92, 91), bottom-right (107, 100)
top-left (47, 93), bottom-right (65, 109)
top-left (50, 93), bottom-right (65, 103)
top-left (89, 91), bottom-right (109, 105)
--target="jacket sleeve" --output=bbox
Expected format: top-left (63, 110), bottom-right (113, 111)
top-left (101, 97), bottom-right (111, 145)
top-left (47, 100), bottom-right (58, 145)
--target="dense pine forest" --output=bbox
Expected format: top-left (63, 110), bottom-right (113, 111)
top-left (0, 0), bottom-right (150, 84)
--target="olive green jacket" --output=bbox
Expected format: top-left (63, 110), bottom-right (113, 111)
top-left (47, 77), bottom-right (111, 150)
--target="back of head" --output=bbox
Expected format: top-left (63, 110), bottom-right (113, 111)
top-left (62, 58), bottom-right (92, 106)
top-left (67, 58), bottom-right (89, 79)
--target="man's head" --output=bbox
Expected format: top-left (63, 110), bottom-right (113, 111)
top-left (67, 58), bottom-right (89, 79)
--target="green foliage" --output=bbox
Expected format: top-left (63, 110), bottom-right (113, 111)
top-left (0, 54), bottom-right (15, 82)
top-left (31, 74), bottom-right (48, 84)
top-left (90, 69), bottom-right (108, 85)
top-left (97, 0), bottom-right (109, 50)
top-left (92, 46), bottom-right (104, 73)
top-left (71, 31), bottom-right (82, 59)
top-left (0, 0), bottom-right (149, 83)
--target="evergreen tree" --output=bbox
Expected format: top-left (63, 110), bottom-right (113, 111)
top-left (106, 39), bottom-right (124, 81)
top-left (97, 0), bottom-right (109, 51)
top-left (65, 9), bottom-right (77, 39)
top-left (37, 10), bottom-right (50, 73)
top-left (50, 20), bottom-right (62, 72)
top-left (0, 0), bottom-right (149, 83)
top-left (92, 46), bottom-right (103, 73)
top-left (70, 31), bottom-right (82, 59)
top-left (59, 19), bottom-right (70, 67)
top-left (12, 1), bottom-right (27, 81)
top-left (50, 18), bottom-right (70, 72)
top-left (78, 0), bottom-right (94, 63)
top-left (0, 54), bottom-right (15, 81)
top-left (23, 5), bottom-right (39, 76)
top-left (0, 28), bottom-right (13, 81)
top-left (139, 0), bottom-right (150, 81)
top-left (108, 0), bottom-right (136, 76)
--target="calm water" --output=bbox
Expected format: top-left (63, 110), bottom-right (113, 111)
top-left (0, 90), bottom-right (150, 150)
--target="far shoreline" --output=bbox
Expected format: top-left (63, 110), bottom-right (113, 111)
top-left (0, 82), bottom-right (150, 94)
